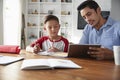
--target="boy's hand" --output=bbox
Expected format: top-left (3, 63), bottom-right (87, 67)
top-left (48, 47), bottom-right (60, 52)
top-left (33, 44), bottom-right (41, 53)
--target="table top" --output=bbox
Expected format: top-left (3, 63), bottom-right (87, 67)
top-left (0, 50), bottom-right (120, 80)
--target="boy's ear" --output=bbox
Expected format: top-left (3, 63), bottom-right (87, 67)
top-left (58, 24), bottom-right (60, 29)
top-left (43, 25), bottom-right (46, 30)
top-left (44, 27), bottom-right (46, 30)
top-left (59, 24), bottom-right (60, 27)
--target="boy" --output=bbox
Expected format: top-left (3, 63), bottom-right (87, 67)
top-left (27, 15), bottom-right (69, 53)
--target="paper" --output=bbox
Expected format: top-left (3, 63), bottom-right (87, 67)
top-left (38, 51), bottom-right (68, 57)
top-left (0, 56), bottom-right (24, 65)
top-left (50, 52), bottom-right (68, 58)
top-left (38, 51), bottom-right (54, 56)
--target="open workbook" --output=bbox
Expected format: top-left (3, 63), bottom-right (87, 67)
top-left (0, 55), bottom-right (24, 65)
top-left (21, 59), bottom-right (81, 70)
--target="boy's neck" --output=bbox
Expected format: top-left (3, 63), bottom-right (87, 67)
top-left (49, 35), bottom-right (61, 41)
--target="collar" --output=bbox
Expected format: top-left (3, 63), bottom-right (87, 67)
top-left (92, 17), bottom-right (116, 31)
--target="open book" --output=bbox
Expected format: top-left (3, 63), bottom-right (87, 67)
top-left (21, 59), bottom-right (81, 70)
top-left (0, 55), bottom-right (24, 65)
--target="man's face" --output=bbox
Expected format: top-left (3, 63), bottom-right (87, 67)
top-left (80, 7), bottom-right (101, 28)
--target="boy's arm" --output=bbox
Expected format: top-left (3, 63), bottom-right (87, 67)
top-left (26, 44), bottom-right (41, 53)
top-left (26, 45), bottom-right (34, 53)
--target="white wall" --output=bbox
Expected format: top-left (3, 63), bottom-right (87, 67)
top-left (22, 0), bottom-right (112, 44)
top-left (1, 0), bottom-right (116, 45)
top-left (71, 0), bottom-right (111, 44)
top-left (110, 0), bottom-right (120, 21)
top-left (2, 0), bottom-right (119, 46)
top-left (3, 0), bottom-right (22, 45)
top-left (21, 0), bottom-right (26, 15)
top-left (0, 0), bottom-right (3, 45)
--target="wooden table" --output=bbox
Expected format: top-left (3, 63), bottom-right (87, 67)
top-left (0, 50), bottom-right (120, 80)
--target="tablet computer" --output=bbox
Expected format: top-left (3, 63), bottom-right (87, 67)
top-left (67, 44), bottom-right (101, 58)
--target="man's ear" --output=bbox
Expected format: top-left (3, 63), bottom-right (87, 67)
top-left (97, 7), bottom-right (101, 14)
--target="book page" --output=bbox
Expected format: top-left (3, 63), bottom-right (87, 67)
top-left (38, 51), bottom-right (54, 56)
top-left (48, 59), bottom-right (81, 68)
top-left (0, 56), bottom-right (24, 65)
top-left (38, 51), bottom-right (68, 58)
top-left (50, 52), bottom-right (68, 58)
top-left (21, 59), bottom-right (51, 69)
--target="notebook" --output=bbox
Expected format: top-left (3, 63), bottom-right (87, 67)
top-left (67, 44), bottom-right (101, 58)
top-left (0, 55), bottom-right (24, 65)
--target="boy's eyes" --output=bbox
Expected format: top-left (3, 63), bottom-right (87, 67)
top-left (48, 25), bottom-right (59, 29)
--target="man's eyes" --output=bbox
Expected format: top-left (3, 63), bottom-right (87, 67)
top-left (82, 12), bottom-right (92, 19)
top-left (87, 13), bottom-right (91, 16)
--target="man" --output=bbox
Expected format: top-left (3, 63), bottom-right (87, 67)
top-left (77, 0), bottom-right (120, 60)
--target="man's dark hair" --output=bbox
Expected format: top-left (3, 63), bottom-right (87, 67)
top-left (44, 15), bottom-right (59, 24)
top-left (77, 0), bottom-right (100, 12)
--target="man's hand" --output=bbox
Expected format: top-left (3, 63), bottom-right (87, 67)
top-left (88, 47), bottom-right (114, 60)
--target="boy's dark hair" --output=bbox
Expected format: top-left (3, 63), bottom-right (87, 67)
top-left (44, 15), bottom-right (59, 24)
top-left (77, 0), bottom-right (99, 12)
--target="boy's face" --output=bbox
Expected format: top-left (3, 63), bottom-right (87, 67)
top-left (80, 7), bottom-right (101, 28)
top-left (44, 20), bottom-right (60, 37)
